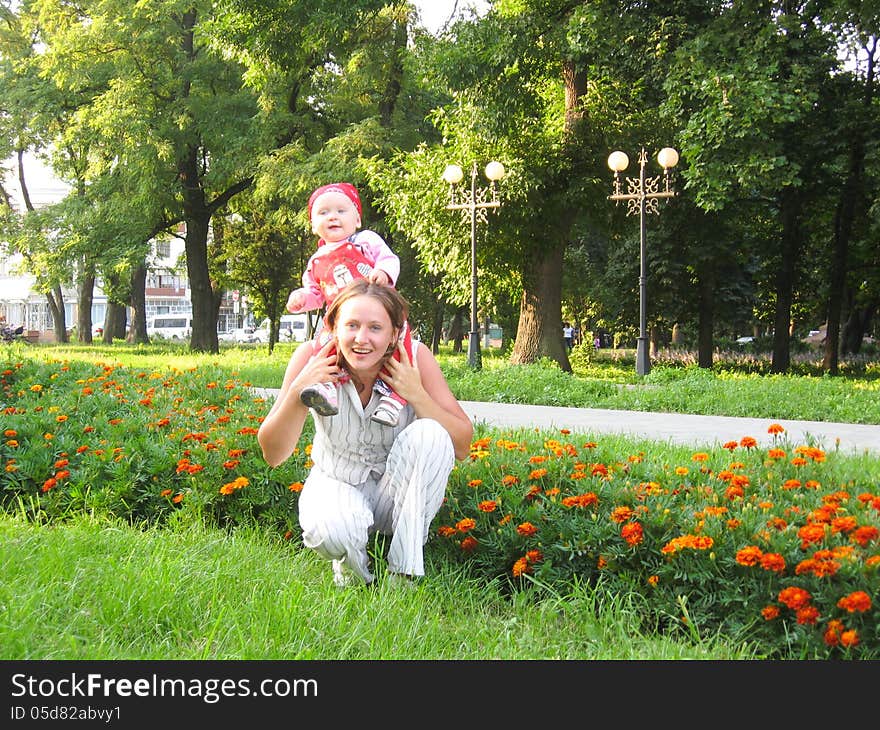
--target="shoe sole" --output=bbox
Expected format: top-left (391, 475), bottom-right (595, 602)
top-left (301, 390), bottom-right (338, 416)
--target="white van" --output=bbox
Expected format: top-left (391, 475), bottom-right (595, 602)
top-left (254, 314), bottom-right (310, 343)
top-left (147, 315), bottom-right (192, 340)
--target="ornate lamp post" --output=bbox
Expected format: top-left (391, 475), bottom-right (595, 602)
top-left (443, 160), bottom-right (505, 370)
top-left (607, 147), bottom-right (679, 376)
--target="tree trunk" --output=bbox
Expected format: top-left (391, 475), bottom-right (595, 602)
top-left (770, 188), bottom-right (801, 373)
top-left (128, 263), bottom-right (148, 344)
top-left (510, 244), bottom-right (570, 371)
top-left (48, 286), bottom-right (68, 343)
top-left (449, 307), bottom-right (466, 353)
top-left (697, 262), bottom-right (715, 368)
top-left (431, 301), bottom-right (444, 355)
top-left (841, 300), bottom-right (876, 355)
top-left (77, 265), bottom-right (95, 344)
top-left (104, 301), bottom-right (127, 342)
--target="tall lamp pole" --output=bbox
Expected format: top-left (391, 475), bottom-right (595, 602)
top-left (607, 147), bottom-right (679, 376)
top-left (443, 160), bottom-right (506, 370)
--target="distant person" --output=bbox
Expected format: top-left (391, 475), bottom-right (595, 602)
top-left (594, 336), bottom-right (601, 350)
top-left (259, 280), bottom-right (473, 586)
top-left (286, 182), bottom-right (414, 427)
top-left (563, 322), bottom-right (574, 352)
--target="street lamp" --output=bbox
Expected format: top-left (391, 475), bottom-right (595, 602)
top-left (607, 147), bottom-right (679, 376)
top-left (443, 160), bottom-right (505, 370)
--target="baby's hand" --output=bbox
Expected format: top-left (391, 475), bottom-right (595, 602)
top-left (286, 289), bottom-right (306, 313)
top-left (368, 269), bottom-right (391, 286)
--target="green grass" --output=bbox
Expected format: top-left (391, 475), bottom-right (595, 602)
top-left (12, 340), bottom-right (880, 423)
top-left (0, 513), bottom-right (760, 660)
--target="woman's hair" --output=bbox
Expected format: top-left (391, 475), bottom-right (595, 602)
top-left (325, 279), bottom-right (409, 332)
top-left (324, 280), bottom-right (410, 385)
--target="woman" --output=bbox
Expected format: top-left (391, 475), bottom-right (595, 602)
top-left (258, 279), bottom-right (474, 586)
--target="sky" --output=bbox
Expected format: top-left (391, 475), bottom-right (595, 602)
top-left (3, 1), bottom-right (492, 209)
top-left (414, 0), bottom-right (490, 34)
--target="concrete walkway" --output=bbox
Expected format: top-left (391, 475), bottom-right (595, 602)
top-left (255, 388), bottom-right (879, 455)
top-left (461, 401), bottom-right (880, 456)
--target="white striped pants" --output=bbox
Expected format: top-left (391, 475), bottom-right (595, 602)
top-left (297, 418), bottom-right (455, 583)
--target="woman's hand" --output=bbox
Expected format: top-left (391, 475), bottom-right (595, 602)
top-left (381, 341), bottom-right (422, 402)
top-left (293, 337), bottom-right (340, 394)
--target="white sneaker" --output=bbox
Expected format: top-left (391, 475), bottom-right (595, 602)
top-left (371, 395), bottom-right (403, 426)
top-left (300, 381), bottom-right (338, 416)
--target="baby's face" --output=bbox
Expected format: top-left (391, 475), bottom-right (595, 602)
top-left (310, 191), bottom-right (361, 243)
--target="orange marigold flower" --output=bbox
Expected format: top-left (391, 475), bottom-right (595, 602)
top-left (467, 479), bottom-right (483, 488)
top-left (591, 463), bottom-right (608, 477)
top-left (850, 525), bottom-right (879, 547)
top-left (160, 489), bottom-right (172, 497)
top-left (223, 459), bottom-right (240, 469)
top-left (512, 557), bottom-right (531, 577)
top-left (796, 605), bottom-right (820, 625)
top-left (791, 457), bottom-right (807, 466)
top-left (582, 441), bottom-right (597, 449)
top-left (456, 518), bottom-right (476, 533)
top-left (528, 455), bottom-right (548, 464)
top-left (840, 630), bottom-right (859, 648)
top-left (767, 448), bottom-right (786, 460)
top-left (611, 506), bottom-right (634, 523)
top-left (783, 479), bottom-right (801, 490)
top-left (561, 492), bottom-right (599, 509)
top-left (725, 485), bottom-right (744, 501)
top-left (675, 466), bottom-right (689, 476)
top-left (437, 526), bottom-right (456, 538)
top-left (824, 620), bottom-right (844, 647)
top-left (736, 546), bottom-right (763, 567)
top-left (691, 452), bottom-right (709, 462)
top-left (621, 521), bottom-right (643, 546)
top-left (501, 474), bottom-right (519, 486)
top-left (767, 423), bottom-right (785, 435)
top-left (3, 429), bottom-right (15, 437)
top-left (778, 586), bottom-right (812, 610)
top-left (831, 516), bottom-right (857, 534)
top-left (529, 468), bottom-right (548, 480)
top-left (41, 477), bottom-right (57, 492)
top-left (460, 536), bottom-right (478, 552)
top-left (740, 436), bottom-right (757, 449)
top-left (172, 493), bottom-right (184, 504)
top-left (478, 500), bottom-right (497, 513)
top-left (759, 553), bottom-right (786, 573)
top-left (54, 469), bottom-right (70, 480)
top-left (525, 549), bottom-right (543, 563)
top-left (837, 591), bottom-right (872, 614)
top-left (55, 414), bottom-right (68, 422)
top-left (797, 523), bottom-right (827, 548)
top-left (761, 605), bottom-right (780, 621)
top-left (516, 522), bottom-right (538, 537)
top-left (722, 441), bottom-right (738, 451)
top-left (647, 575), bottom-right (659, 587)
top-left (288, 482), bottom-right (303, 492)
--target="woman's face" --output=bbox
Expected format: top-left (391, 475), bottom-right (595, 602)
top-left (333, 295), bottom-right (396, 371)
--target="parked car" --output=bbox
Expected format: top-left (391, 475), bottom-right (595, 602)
top-left (218, 327), bottom-right (258, 343)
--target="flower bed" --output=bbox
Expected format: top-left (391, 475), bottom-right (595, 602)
top-left (2, 354), bottom-right (878, 658)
